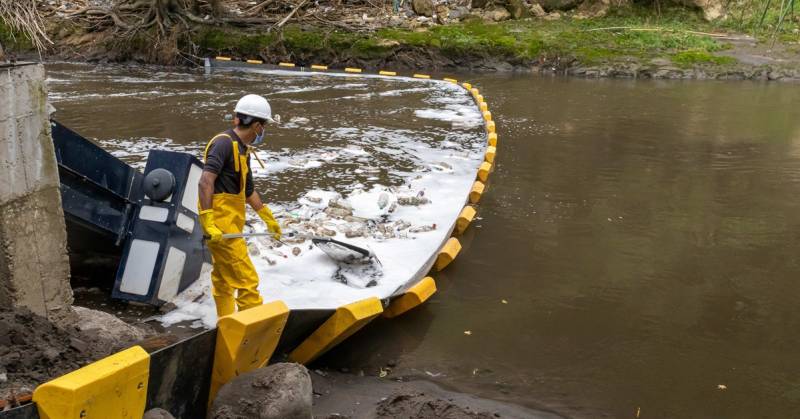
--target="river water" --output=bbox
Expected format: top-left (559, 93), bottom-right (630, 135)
top-left (47, 64), bottom-right (800, 418)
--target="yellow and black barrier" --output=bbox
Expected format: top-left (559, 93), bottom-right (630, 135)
top-left (209, 301), bottom-right (290, 402)
top-left (289, 297), bottom-right (383, 364)
top-left (384, 277), bottom-right (437, 318)
top-left (33, 346), bottom-right (150, 419)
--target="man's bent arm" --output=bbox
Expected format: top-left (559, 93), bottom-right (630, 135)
top-left (246, 191), bottom-right (264, 212)
top-left (199, 171), bottom-right (217, 211)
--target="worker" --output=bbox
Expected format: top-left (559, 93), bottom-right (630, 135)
top-left (198, 94), bottom-right (281, 317)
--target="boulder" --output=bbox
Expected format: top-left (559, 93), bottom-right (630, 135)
top-left (73, 306), bottom-right (147, 347)
top-left (482, 6), bottom-right (512, 21)
top-left (449, 6), bottom-right (471, 20)
top-left (530, 3), bottom-right (547, 16)
top-left (143, 408), bottom-right (175, 419)
top-left (543, 11), bottom-right (562, 20)
top-left (538, 0), bottom-right (581, 11)
top-left (435, 4), bottom-right (450, 23)
top-left (412, 0), bottom-right (434, 17)
top-left (210, 363), bottom-right (313, 419)
top-left (574, 0), bottom-right (631, 18)
top-left (674, 0), bottom-right (725, 21)
top-left (471, 0), bottom-right (491, 9)
top-left (506, 0), bottom-right (529, 19)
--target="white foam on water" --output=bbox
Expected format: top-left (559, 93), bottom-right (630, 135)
top-left (72, 66), bottom-right (489, 327)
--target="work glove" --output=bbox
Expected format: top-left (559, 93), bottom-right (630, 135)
top-left (199, 209), bottom-right (223, 243)
top-left (257, 205), bottom-right (282, 241)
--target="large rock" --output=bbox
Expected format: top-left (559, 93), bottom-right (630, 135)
top-left (506, 0), bottom-right (530, 19)
top-left (210, 363), bottom-right (312, 419)
top-left (482, 6), bottom-right (512, 21)
top-left (575, 0), bottom-right (631, 18)
top-left (674, 0), bottom-right (725, 21)
top-left (412, 0), bottom-right (434, 17)
top-left (538, 0), bottom-right (581, 11)
top-left (530, 2), bottom-right (547, 16)
top-left (471, 0), bottom-right (491, 9)
top-left (143, 408), bottom-right (175, 419)
top-left (73, 306), bottom-right (147, 347)
top-left (435, 4), bottom-right (450, 23)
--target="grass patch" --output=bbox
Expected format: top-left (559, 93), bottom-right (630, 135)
top-left (671, 50), bottom-right (736, 67)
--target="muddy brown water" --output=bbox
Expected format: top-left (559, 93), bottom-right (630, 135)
top-left (47, 64), bottom-right (800, 418)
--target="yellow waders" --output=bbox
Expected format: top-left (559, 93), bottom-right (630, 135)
top-left (202, 134), bottom-right (263, 317)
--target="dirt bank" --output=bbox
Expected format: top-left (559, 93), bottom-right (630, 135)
top-left (0, 307), bottom-right (147, 407)
top-left (310, 369), bottom-right (561, 419)
top-left (3, 3), bottom-right (799, 81)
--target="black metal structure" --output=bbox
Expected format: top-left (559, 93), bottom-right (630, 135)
top-left (52, 121), bottom-right (208, 305)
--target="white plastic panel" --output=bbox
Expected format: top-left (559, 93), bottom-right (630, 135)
top-left (120, 239), bottom-right (160, 295)
top-left (157, 246), bottom-right (186, 302)
top-left (139, 205), bottom-right (169, 223)
top-left (176, 212), bottom-right (195, 234)
top-left (182, 164), bottom-right (202, 215)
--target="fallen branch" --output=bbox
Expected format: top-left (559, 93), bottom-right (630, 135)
top-left (582, 26), bottom-right (733, 38)
top-left (273, 0), bottom-right (308, 29)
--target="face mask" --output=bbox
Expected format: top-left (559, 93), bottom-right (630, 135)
top-left (252, 124), bottom-right (265, 146)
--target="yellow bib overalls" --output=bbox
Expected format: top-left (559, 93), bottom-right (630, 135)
top-left (201, 134), bottom-right (263, 317)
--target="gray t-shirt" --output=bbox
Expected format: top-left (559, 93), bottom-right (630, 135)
top-left (202, 129), bottom-right (254, 197)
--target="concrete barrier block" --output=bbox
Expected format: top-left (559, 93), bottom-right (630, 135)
top-left (485, 146), bottom-right (497, 163)
top-left (279, 62), bottom-right (295, 67)
top-left (479, 102), bottom-right (488, 112)
top-left (384, 277), bottom-right (437, 318)
top-left (488, 132), bottom-right (498, 147)
top-left (311, 64), bottom-right (328, 70)
top-left (462, 82), bottom-right (472, 90)
top-left (33, 346), bottom-right (150, 419)
top-left (469, 181), bottom-right (485, 204)
top-left (289, 297), bottom-right (383, 365)
top-left (456, 205), bottom-right (477, 235)
top-left (345, 67), bottom-right (362, 73)
top-left (486, 120), bottom-right (496, 134)
top-left (482, 111), bottom-right (492, 122)
top-left (210, 301), bottom-right (290, 402)
top-left (379, 70), bottom-right (397, 76)
top-left (477, 161), bottom-right (492, 183)
top-left (435, 238), bottom-right (462, 271)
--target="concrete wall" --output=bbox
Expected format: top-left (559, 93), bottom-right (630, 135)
top-left (0, 63), bottom-right (73, 322)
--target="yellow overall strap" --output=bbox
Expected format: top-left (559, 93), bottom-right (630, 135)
top-left (203, 133), bottom-right (237, 173)
top-left (238, 146), bottom-right (249, 197)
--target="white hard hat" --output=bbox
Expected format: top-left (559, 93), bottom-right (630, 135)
top-left (234, 94), bottom-right (273, 122)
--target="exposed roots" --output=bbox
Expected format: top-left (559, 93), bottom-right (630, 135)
top-left (0, 0), bottom-right (52, 54)
top-left (66, 0), bottom-right (212, 38)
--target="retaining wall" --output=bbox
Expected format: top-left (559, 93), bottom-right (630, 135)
top-left (0, 63), bottom-right (73, 322)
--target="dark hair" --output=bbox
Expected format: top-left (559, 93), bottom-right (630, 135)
top-left (236, 113), bottom-right (266, 128)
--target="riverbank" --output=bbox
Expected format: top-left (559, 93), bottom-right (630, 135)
top-left (310, 368), bottom-right (560, 418)
top-left (4, 5), bottom-right (800, 81)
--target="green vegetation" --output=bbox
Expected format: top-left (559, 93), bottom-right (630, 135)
top-left (0, 20), bottom-right (34, 51)
top-left (671, 50), bottom-right (736, 67)
top-left (195, 5), bottom-right (738, 68)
